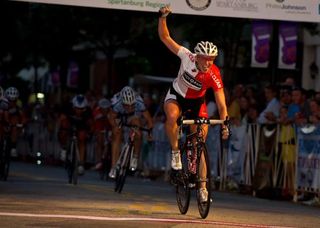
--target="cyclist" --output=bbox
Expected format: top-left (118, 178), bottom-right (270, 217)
top-left (158, 6), bottom-right (230, 202)
top-left (3, 87), bottom-right (26, 157)
top-left (108, 86), bottom-right (153, 179)
top-left (92, 98), bottom-right (112, 170)
top-left (58, 94), bottom-right (93, 175)
top-left (0, 86), bottom-right (9, 139)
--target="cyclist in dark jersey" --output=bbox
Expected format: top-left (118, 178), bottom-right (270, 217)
top-left (58, 94), bottom-right (93, 175)
top-left (159, 6), bottom-right (229, 202)
top-left (3, 87), bottom-right (26, 158)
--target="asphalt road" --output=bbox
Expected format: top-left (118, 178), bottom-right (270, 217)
top-left (0, 161), bottom-right (319, 227)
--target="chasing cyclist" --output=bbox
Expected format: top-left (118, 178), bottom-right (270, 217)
top-left (3, 87), bottom-right (26, 158)
top-left (92, 98), bottom-right (112, 171)
top-left (158, 6), bottom-right (230, 202)
top-left (108, 86), bottom-right (153, 179)
top-left (58, 94), bottom-right (93, 175)
top-left (0, 86), bottom-right (9, 141)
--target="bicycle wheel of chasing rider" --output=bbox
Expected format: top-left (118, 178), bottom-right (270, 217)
top-left (196, 143), bottom-right (211, 219)
top-left (67, 140), bottom-right (78, 185)
top-left (175, 144), bottom-right (191, 215)
top-left (0, 139), bottom-right (10, 181)
top-left (114, 144), bottom-right (132, 193)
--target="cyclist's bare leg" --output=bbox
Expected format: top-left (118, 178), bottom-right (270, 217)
top-left (129, 117), bottom-right (142, 158)
top-left (201, 125), bottom-right (209, 189)
top-left (111, 127), bottom-right (122, 168)
top-left (164, 101), bottom-right (180, 151)
top-left (9, 116), bottom-right (21, 152)
top-left (190, 124), bottom-right (209, 189)
top-left (78, 130), bottom-right (87, 165)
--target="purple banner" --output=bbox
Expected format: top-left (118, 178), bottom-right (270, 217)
top-left (278, 22), bottom-right (297, 69)
top-left (66, 60), bottom-right (79, 88)
top-left (251, 20), bottom-right (272, 68)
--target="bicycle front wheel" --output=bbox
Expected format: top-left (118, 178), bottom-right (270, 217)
top-left (196, 143), bottom-right (212, 219)
top-left (115, 144), bottom-right (132, 193)
top-left (175, 145), bottom-right (191, 214)
top-left (67, 140), bottom-right (78, 185)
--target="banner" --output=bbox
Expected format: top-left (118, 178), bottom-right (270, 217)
top-left (12, 0), bottom-right (320, 23)
top-left (251, 20), bottom-right (272, 68)
top-left (66, 60), bottom-right (79, 88)
top-left (278, 22), bottom-right (297, 70)
top-left (296, 126), bottom-right (320, 192)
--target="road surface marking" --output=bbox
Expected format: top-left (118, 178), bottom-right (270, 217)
top-left (0, 212), bottom-right (294, 227)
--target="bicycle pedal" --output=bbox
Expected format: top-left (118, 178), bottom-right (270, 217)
top-left (188, 183), bottom-right (196, 188)
top-left (210, 198), bottom-right (213, 202)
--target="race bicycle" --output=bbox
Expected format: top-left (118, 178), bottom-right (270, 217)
top-left (174, 116), bottom-right (229, 219)
top-left (65, 125), bottom-right (80, 185)
top-left (98, 129), bottom-right (112, 181)
top-left (0, 123), bottom-right (23, 181)
top-left (114, 124), bottom-right (151, 193)
top-left (0, 126), bottom-right (11, 181)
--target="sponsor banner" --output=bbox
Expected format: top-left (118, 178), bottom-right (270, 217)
top-left (278, 22), bottom-right (297, 70)
top-left (66, 60), bottom-right (79, 88)
top-left (12, 0), bottom-right (320, 23)
top-left (251, 20), bottom-right (272, 68)
top-left (296, 126), bottom-right (320, 192)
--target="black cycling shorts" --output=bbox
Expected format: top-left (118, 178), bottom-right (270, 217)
top-left (164, 85), bottom-right (207, 118)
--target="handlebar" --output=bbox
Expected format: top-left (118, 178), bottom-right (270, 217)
top-left (178, 116), bottom-right (230, 126)
top-left (122, 124), bottom-right (152, 134)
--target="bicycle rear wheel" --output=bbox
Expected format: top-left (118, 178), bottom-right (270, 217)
top-left (196, 143), bottom-right (211, 219)
top-left (115, 144), bottom-right (132, 193)
top-left (175, 145), bottom-right (191, 214)
top-left (0, 139), bottom-right (10, 181)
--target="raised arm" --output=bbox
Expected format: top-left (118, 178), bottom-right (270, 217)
top-left (158, 6), bottom-right (181, 55)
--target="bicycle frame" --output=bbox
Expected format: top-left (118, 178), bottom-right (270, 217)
top-left (176, 117), bottom-right (227, 219)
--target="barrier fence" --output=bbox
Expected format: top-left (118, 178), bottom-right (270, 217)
top-left (16, 119), bottom-right (320, 200)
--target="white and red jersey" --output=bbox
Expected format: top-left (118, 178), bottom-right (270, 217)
top-left (173, 47), bottom-right (223, 98)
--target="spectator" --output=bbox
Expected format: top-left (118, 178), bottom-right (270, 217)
top-left (244, 85), bottom-right (257, 106)
top-left (228, 84), bottom-right (245, 123)
top-left (288, 87), bottom-right (307, 125)
top-left (257, 85), bottom-right (280, 124)
top-left (279, 85), bottom-right (292, 107)
top-left (308, 99), bottom-right (320, 124)
top-left (247, 104), bottom-right (259, 124)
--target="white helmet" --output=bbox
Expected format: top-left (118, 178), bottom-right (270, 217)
top-left (194, 41), bottom-right (218, 57)
top-left (5, 87), bottom-right (19, 101)
top-left (72, 94), bottom-right (88, 108)
top-left (121, 86), bottom-right (136, 105)
top-left (98, 98), bottom-right (110, 109)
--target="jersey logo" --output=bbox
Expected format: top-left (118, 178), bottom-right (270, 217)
top-left (210, 72), bottom-right (222, 89)
top-left (182, 71), bottom-right (202, 91)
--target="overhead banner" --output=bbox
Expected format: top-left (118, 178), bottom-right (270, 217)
top-left (12, 0), bottom-right (320, 23)
top-left (251, 20), bottom-right (272, 68)
top-left (278, 22), bottom-right (297, 70)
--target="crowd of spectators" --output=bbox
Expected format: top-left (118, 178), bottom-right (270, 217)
top-left (221, 77), bottom-right (320, 128)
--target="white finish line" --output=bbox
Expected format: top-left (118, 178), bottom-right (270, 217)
top-left (0, 212), bottom-right (294, 228)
